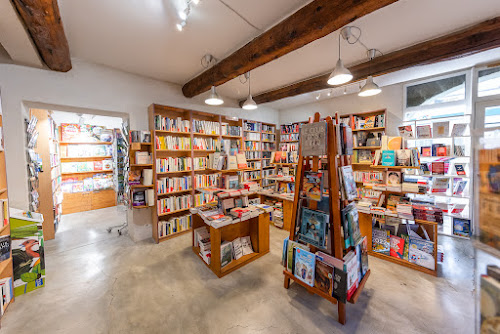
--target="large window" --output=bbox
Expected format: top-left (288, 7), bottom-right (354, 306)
top-left (406, 74), bottom-right (466, 108)
top-left (478, 67), bottom-right (500, 98)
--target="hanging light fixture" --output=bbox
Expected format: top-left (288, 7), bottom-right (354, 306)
top-left (176, 21), bottom-right (186, 31)
top-left (205, 86), bottom-right (224, 106)
top-left (179, 6), bottom-right (190, 20)
top-left (358, 49), bottom-right (382, 97)
top-left (327, 33), bottom-right (353, 86)
top-left (242, 72), bottom-right (257, 110)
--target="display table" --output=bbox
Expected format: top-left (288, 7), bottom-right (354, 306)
top-left (191, 211), bottom-right (270, 278)
top-left (259, 192), bottom-right (294, 231)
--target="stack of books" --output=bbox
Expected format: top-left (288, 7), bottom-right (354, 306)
top-left (396, 203), bottom-right (414, 220)
top-left (195, 226), bottom-right (211, 264)
top-left (412, 204), bottom-right (443, 223)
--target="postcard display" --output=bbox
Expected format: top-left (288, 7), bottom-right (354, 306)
top-left (473, 128), bottom-right (500, 334)
top-left (283, 113), bottom-right (370, 325)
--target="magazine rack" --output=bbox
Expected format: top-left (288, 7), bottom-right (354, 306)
top-left (283, 112), bottom-right (371, 325)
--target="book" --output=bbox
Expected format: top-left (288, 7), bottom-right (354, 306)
top-left (381, 150), bottom-right (396, 166)
top-left (421, 147), bottom-right (431, 157)
top-left (396, 149), bottom-right (411, 166)
top-left (453, 180), bottom-right (468, 196)
top-left (333, 267), bottom-right (348, 304)
top-left (431, 162), bottom-right (445, 175)
top-left (455, 164), bottom-right (466, 175)
top-left (453, 218), bottom-right (471, 237)
top-left (227, 156), bottom-right (238, 170)
top-left (314, 256), bottom-right (334, 295)
top-left (433, 121), bottom-right (450, 138)
top-left (386, 171), bottom-right (401, 186)
top-left (294, 248), bottom-right (316, 287)
top-left (343, 250), bottom-right (359, 301)
top-left (236, 153), bottom-right (248, 169)
top-left (357, 150), bottom-right (373, 163)
top-left (372, 227), bottom-right (390, 255)
top-left (451, 123), bottom-right (467, 137)
top-left (398, 125), bottom-right (414, 138)
top-left (416, 125), bottom-right (432, 138)
top-left (345, 204), bottom-right (362, 246)
top-left (481, 275), bottom-right (500, 331)
top-left (300, 122), bottom-right (327, 157)
top-left (387, 137), bottom-right (402, 150)
top-left (373, 150), bottom-right (381, 166)
top-left (0, 236), bottom-right (10, 262)
top-left (299, 207), bottom-right (328, 249)
top-left (360, 237), bottom-right (369, 277)
top-left (436, 146), bottom-right (448, 156)
top-left (303, 171), bottom-right (323, 201)
top-left (240, 236), bottom-right (254, 256)
top-left (232, 237), bottom-right (243, 260)
top-left (390, 235), bottom-right (405, 259)
top-left (281, 237), bottom-right (289, 266)
top-left (409, 237), bottom-right (435, 270)
top-left (286, 240), bottom-right (309, 273)
top-left (340, 166), bottom-right (357, 201)
top-left (220, 241), bottom-right (233, 267)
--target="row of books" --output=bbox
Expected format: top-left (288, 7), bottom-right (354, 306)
top-left (336, 123), bottom-right (353, 155)
top-left (157, 176), bottom-right (191, 194)
top-left (61, 175), bottom-right (114, 193)
top-left (193, 119), bottom-right (220, 135)
top-left (262, 143), bottom-right (275, 151)
top-left (240, 170), bottom-right (260, 182)
top-left (155, 136), bottom-right (191, 150)
top-left (61, 161), bottom-right (113, 173)
top-left (158, 214), bottom-right (192, 238)
top-left (60, 144), bottom-right (112, 158)
top-left (281, 123), bottom-right (299, 134)
top-left (195, 227), bottom-right (211, 264)
top-left (262, 124), bottom-right (275, 133)
top-left (248, 161), bottom-right (261, 169)
top-left (280, 133), bottom-right (299, 142)
top-left (194, 192), bottom-right (216, 207)
top-left (244, 121), bottom-right (261, 132)
top-left (399, 122), bottom-right (468, 139)
top-left (245, 151), bottom-right (261, 160)
top-left (207, 152), bottom-right (248, 170)
top-left (156, 157), bottom-right (192, 173)
top-left (244, 141), bottom-right (260, 151)
top-left (221, 139), bottom-right (240, 156)
top-left (354, 114), bottom-right (385, 129)
top-left (0, 277), bottom-right (13, 316)
top-left (154, 115), bottom-right (190, 133)
top-left (271, 151), bottom-right (299, 164)
top-left (221, 124), bottom-right (241, 137)
top-left (245, 132), bottom-right (261, 141)
top-left (220, 236), bottom-right (254, 267)
top-left (130, 130), bottom-right (151, 143)
top-left (372, 148), bottom-right (420, 167)
top-left (157, 194), bottom-right (192, 215)
top-left (193, 138), bottom-right (220, 151)
top-left (282, 236), bottom-right (369, 302)
top-left (279, 143), bottom-right (299, 152)
top-left (353, 131), bottom-right (384, 147)
top-left (262, 133), bottom-right (275, 141)
top-left (372, 219), bottom-right (435, 270)
top-left (194, 173), bottom-right (220, 188)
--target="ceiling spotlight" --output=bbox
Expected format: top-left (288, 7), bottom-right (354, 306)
top-left (205, 86), bottom-right (224, 106)
top-left (358, 76), bottom-right (381, 97)
top-left (316, 94), bottom-right (321, 100)
top-left (176, 21), bottom-right (186, 31)
top-left (179, 6), bottom-right (190, 20)
top-left (242, 72), bottom-right (257, 110)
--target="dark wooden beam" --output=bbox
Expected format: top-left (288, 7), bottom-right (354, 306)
top-left (182, 0), bottom-right (398, 98)
top-left (11, 0), bottom-right (71, 72)
top-left (247, 17), bottom-right (500, 106)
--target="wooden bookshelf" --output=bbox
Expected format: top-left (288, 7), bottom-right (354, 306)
top-left (148, 104), bottom-right (276, 244)
top-left (129, 134), bottom-right (153, 211)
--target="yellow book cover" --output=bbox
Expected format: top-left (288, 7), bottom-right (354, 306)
top-left (387, 137), bottom-right (402, 150)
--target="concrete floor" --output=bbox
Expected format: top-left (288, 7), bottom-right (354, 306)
top-left (2, 206), bottom-right (475, 334)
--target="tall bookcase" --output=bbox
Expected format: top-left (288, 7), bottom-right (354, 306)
top-left (148, 104), bottom-right (277, 244)
top-left (0, 112), bottom-right (14, 312)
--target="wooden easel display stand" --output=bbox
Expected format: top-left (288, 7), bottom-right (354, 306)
top-left (283, 113), bottom-right (370, 325)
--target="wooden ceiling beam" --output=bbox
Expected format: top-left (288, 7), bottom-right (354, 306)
top-left (248, 17), bottom-right (500, 106)
top-left (182, 0), bottom-right (399, 98)
top-left (11, 0), bottom-right (71, 72)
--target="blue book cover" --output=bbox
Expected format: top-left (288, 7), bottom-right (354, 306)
top-left (381, 150), bottom-right (396, 166)
top-left (294, 248), bottom-right (316, 287)
top-left (298, 207), bottom-right (328, 249)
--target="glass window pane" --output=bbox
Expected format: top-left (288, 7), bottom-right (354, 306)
top-left (485, 105), bottom-right (500, 128)
top-left (406, 74), bottom-right (466, 108)
top-left (478, 67), bottom-right (500, 97)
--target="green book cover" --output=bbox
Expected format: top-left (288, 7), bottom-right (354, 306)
top-left (381, 150), bottom-right (396, 166)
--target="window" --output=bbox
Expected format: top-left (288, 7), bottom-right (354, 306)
top-left (406, 74), bottom-right (466, 108)
top-left (478, 66), bottom-right (500, 97)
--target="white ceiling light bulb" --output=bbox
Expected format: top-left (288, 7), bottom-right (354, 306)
top-left (176, 21), bottom-right (186, 31)
top-left (358, 76), bottom-right (381, 97)
top-left (205, 86), bottom-right (224, 106)
top-left (242, 72), bottom-right (258, 110)
top-left (327, 58), bottom-right (353, 86)
top-left (179, 6), bottom-right (190, 20)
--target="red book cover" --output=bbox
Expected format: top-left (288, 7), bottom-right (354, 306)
top-left (436, 146), bottom-right (447, 156)
top-left (432, 162), bottom-right (445, 175)
top-left (390, 235), bottom-right (405, 259)
top-left (421, 147), bottom-right (431, 157)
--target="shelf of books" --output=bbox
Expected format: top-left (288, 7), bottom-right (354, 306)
top-left (59, 123), bottom-right (117, 214)
top-left (400, 115), bottom-right (472, 237)
top-left (473, 127), bottom-right (500, 332)
top-left (282, 113), bottom-right (370, 325)
top-left (48, 112), bottom-right (62, 232)
top-left (0, 112), bottom-right (14, 315)
top-left (128, 130), bottom-right (153, 209)
top-left (148, 104), bottom-right (277, 243)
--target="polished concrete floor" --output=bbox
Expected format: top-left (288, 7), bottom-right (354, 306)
top-left (2, 206), bottom-right (475, 333)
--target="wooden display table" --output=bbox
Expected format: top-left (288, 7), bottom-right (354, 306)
top-left (191, 212), bottom-right (270, 278)
top-left (259, 192), bottom-right (294, 231)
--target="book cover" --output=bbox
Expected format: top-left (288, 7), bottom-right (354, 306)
top-left (286, 240), bottom-right (309, 273)
top-left (300, 122), bottom-right (327, 157)
top-left (303, 171), bottom-right (323, 202)
top-left (436, 146), bottom-right (448, 156)
top-left (344, 126), bottom-right (353, 156)
top-left (396, 149), bottom-right (411, 166)
top-left (433, 121), bottom-right (450, 138)
top-left (236, 153), bottom-right (248, 169)
top-left (402, 234), bottom-right (410, 260)
top-left (455, 164), bottom-right (466, 175)
top-left (372, 228), bottom-right (390, 255)
top-left (409, 238), bottom-right (435, 270)
top-left (416, 125), bottom-right (432, 138)
top-left (432, 162), bottom-right (445, 175)
top-left (480, 275), bottom-right (500, 331)
top-left (0, 236), bottom-right (10, 262)
top-left (421, 147), bottom-right (431, 157)
top-left (346, 205), bottom-right (362, 246)
top-left (341, 166), bottom-right (358, 201)
top-left (398, 125), bottom-right (414, 138)
top-left (227, 156), bottom-right (238, 170)
top-left (360, 236), bottom-right (369, 277)
top-left (332, 267), bottom-right (348, 304)
top-left (220, 241), bottom-right (233, 268)
top-left (453, 180), bottom-right (468, 196)
top-left (453, 218), bottom-right (471, 237)
top-left (299, 208), bottom-right (328, 249)
top-left (358, 150), bottom-right (373, 163)
top-left (281, 237), bottom-right (289, 266)
top-left (241, 236), bottom-right (254, 256)
top-left (387, 171), bottom-right (401, 186)
top-left (381, 150), bottom-right (396, 166)
top-left (343, 251), bottom-right (359, 301)
top-left (294, 248), bottom-right (316, 287)
top-left (232, 237), bottom-right (243, 260)
top-left (387, 137), bottom-right (402, 150)
top-left (390, 235), bottom-right (405, 259)
top-left (314, 257), bottom-right (334, 295)
top-left (451, 123), bottom-right (467, 137)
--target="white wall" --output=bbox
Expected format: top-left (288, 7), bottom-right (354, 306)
top-left (0, 58), bottom-right (279, 241)
top-left (278, 83), bottom-right (404, 137)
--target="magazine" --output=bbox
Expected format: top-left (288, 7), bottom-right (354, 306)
top-left (303, 171), bottom-right (323, 202)
top-left (298, 208), bottom-right (329, 249)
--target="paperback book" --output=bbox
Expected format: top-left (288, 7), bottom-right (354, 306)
top-left (453, 218), bottom-right (471, 237)
top-left (303, 171), bottom-right (323, 201)
top-left (220, 241), bottom-right (233, 268)
top-left (381, 150), bottom-right (396, 166)
top-left (416, 125), bottom-right (432, 138)
top-left (294, 248), bottom-right (316, 287)
top-left (340, 166), bottom-right (357, 201)
top-left (298, 208), bottom-right (328, 249)
top-left (398, 125), bottom-right (414, 138)
top-left (314, 256), bottom-right (334, 295)
top-left (433, 121), bottom-right (450, 138)
top-left (451, 123), bottom-right (467, 137)
top-left (372, 226), bottom-right (390, 255)
top-left (455, 164), bottom-right (466, 175)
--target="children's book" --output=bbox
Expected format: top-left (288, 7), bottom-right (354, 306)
top-left (343, 250), bottom-right (359, 301)
top-left (453, 218), bottom-right (471, 237)
top-left (303, 171), bottom-right (323, 202)
top-left (286, 240), bottom-right (309, 273)
top-left (398, 125), bottom-right (414, 138)
top-left (294, 248), bottom-right (316, 287)
top-left (340, 166), bottom-right (357, 201)
top-left (381, 150), bottom-right (396, 166)
top-left (416, 125), bottom-right (432, 138)
top-left (390, 235), bottom-right (405, 259)
top-left (433, 121), bottom-right (450, 138)
top-left (299, 208), bottom-right (328, 249)
top-left (372, 227), bottom-right (390, 255)
top-left (409, 238), bottom-right (435, 270)
top-left (421, 147), bottom-right (431, 157)
top-left (386, 171), bottom-right (401, 186)
top-left (314, 256), bottom-right (334, 295)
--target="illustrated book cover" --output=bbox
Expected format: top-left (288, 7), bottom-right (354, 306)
top-left (299, 208), bottom-right (328, 249)
top-left (314, 256), bottom-right (334, 295)
top-left (340, 166), bottom-right (358, 201)
top-left (381, 150), bottom-right (396, 166)
top-left (303, 171), bottom-right (324, 202)
top-left (294, 248), bottom-right (316, 287)
top-left (416, 125), bottom-right (432, 138)
top-left (433, 121), bottom-right (450, 138)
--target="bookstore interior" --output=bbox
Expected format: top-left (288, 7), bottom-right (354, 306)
top-left (0, 0), bottom-right (500, 333)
